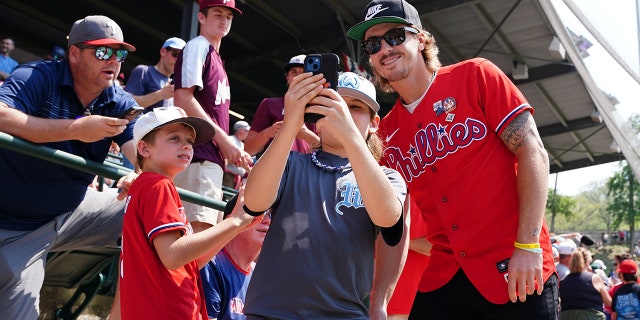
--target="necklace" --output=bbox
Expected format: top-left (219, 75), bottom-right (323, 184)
top-left (311, 150), bottom-right (352, 172)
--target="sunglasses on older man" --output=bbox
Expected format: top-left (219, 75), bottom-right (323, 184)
top-left (361, 26), bottom-right (419, 55)
top-left (165, 47), bottom-right (181, 58)
top-left (76, 44), bottom-right (128, 63)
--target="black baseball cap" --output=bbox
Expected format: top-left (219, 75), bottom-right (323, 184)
top-left (347, 0), bottom-right (422, 41)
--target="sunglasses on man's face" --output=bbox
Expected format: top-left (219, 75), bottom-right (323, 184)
top-left (165, 47), bottom-right (181, 58)
top-left (361, 26), bottom-right (419, 55)
top-left (76, 44), bottom-right (128, 63)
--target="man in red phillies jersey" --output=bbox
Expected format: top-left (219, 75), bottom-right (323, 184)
top-left (348, 0), bottom-right (557, 319)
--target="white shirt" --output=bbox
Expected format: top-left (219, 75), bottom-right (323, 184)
top-left (556, 263), bottom-right (570, 280)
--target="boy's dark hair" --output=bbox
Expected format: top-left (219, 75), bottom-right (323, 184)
top-left (616, 253), bottom-right (632, 261)
top-left (622, 273), bottom-right (637, 282)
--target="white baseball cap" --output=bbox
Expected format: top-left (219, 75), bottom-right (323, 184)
top-left (591, 259), bottom-right (607, 270)
top-left (233, 120), bottom-right (250, 131)
top-left (337, 72), bottom-right (380, 113)
top-left (557, 240), bottom-right (577, 255)
top-left (133, 106), bottom-right (215, 150)
top-left (284, 54), bottom-right (305, 73)
top-left (162, 37), bottom-right (186, 50)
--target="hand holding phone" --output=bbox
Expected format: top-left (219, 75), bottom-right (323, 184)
top-left (119, 106), bottom-right (144, 121)
top-left (303, 53), bottom-right (340, 123)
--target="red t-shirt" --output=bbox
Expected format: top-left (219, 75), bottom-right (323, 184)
top-left (378, 58), bottom-right (555, 304)
top-left (120, 172), bottom-right (207, 320)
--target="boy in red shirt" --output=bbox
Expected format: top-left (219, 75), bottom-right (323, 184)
top-left (118, 106), bottom-right (262, 319)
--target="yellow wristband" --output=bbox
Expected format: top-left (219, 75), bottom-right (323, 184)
top-left (514, 241), bottom-right (540, 249)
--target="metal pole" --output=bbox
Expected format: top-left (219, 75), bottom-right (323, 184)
top-left (0, 131), bottom-right (227, 211)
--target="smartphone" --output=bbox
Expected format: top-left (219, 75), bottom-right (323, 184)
top-left (119, 106), bottom-right (144, 121)
top-left (303, 53), bottom-right (340, 123)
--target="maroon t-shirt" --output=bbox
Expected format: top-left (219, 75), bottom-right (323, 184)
top-left (174, 35), bottom-right (229, 167)
top-left (251, 97), bottom-right (316, 155)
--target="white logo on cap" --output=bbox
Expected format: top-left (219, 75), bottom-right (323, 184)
top-left (365, 5), bottom-right (389, 21)
top-left (339, 73), bottom-right (360, 90)
top-left (105, 21), bottom-right (116, 36)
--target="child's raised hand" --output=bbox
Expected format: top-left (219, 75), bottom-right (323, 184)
top-left (283, 72), bottom-right (325, 128)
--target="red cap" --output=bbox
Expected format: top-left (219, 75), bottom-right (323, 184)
top-left (618, 259), bottom-right (638, 274)
top-left (199, 0), bottom-right (242, 15)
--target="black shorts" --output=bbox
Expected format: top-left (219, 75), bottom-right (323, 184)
top-left (409, 269), bottom-right (558, 320)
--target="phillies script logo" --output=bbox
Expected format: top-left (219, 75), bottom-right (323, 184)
top-left (383, 118), bottom-right (487, 182)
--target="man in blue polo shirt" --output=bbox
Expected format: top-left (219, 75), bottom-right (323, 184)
top-left (0, 15), bottom-right (140, 320)
top-left (0, 35), bottom-right (18, 80)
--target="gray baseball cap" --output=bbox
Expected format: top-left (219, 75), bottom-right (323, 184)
top-left (68, 15), bottom-right (136, 52)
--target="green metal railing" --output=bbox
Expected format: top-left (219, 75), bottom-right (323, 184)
top-left (0, 131), bottom-right (227, 211)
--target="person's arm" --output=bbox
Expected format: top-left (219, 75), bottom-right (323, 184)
top-left (130, 84), bottom-right (174, 108)
top-left (243, 122), bottom-right (282, 156)
top-left (107, 275), bottom-right (121, 320)
top-left (295, 124), bottom-right (320, 148)
top-left (154, 209), bottom-right (261, 270)
top-left (409, 237), bottom-right (432, 256)
top-left (244, 73), bottom-right (325, 212)
top-left (593, 274), bottom-right (612, 307)
top-left (0, 102), bottom-right (129, 143)
top-left (0, 71), bottom-right (10, 80)
top-left (174, 87), bottom-right (252, 168)
top-left (369, 197), bottom-right (411, 320)
top-left (153, 186), bottom-right (262, 270)
top-left (502, 111), bottom-right (550, 303)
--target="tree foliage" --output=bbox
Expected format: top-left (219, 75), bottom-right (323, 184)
top-left (606, 162), bottom-right (639, 250)
top-left (546, 188), bottom-right (577, 232)
top-left (579, 181), bottom-right (613, 231)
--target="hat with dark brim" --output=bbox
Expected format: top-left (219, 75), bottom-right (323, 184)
top-left (68, 15), bottom-right (136, 52)
top-left (347, 0), bottom-right (422, 41)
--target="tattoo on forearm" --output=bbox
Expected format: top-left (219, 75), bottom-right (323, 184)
top-left (501, 112), bottom-right (531, 152)
top-left (532, 227), bottom-right (540, 238)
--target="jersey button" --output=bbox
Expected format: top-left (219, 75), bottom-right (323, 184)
top-left (451, 224), bottom-right (458, 231)
top-left (459, 251), bottom-right (466, 258)
top-left (431, 166), bottom-right (437, 173)
top-left (441, 196), bottom-right (448, 202)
